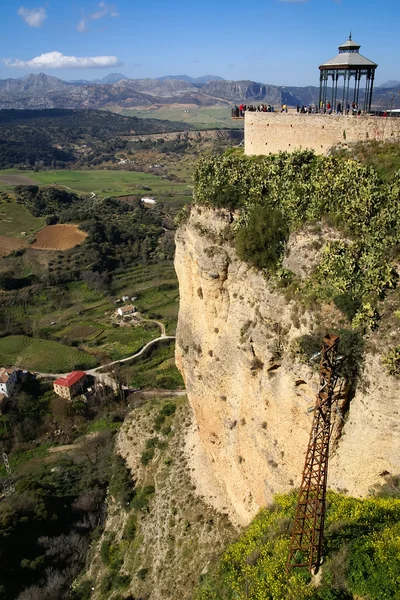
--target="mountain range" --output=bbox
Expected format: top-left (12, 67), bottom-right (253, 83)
top-left (0, 73), bottom-right (399, 112)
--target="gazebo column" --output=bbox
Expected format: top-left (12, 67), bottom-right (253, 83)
top-left (319, 71), bottom-right (324, 108)
top-left (341, 73), bottom-right (347, 109)
top-left (356, 72), bottom-right (362, 107)
top-left (364, 74), bottom-right (370, 112)
top-left (368, 69), bottom-right (375, 112)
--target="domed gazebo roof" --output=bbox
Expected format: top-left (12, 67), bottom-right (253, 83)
top-left (320, 35), bottom-right (377, 70)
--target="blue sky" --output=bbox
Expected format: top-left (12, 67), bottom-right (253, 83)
top-left (0, 0), bottom-right (398, 86)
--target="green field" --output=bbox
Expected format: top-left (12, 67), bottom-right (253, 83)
top-left (0, 168), bottom-right (191, 202)
top-left (0, 197), bottom-right (45, 237)
top-left (0, 335), bottom-right (97, 372)
top-left (118, 106), bottom-right (244, 130)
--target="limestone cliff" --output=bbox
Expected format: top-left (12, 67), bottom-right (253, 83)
top-left (175, 206), bottom-right (400, 525)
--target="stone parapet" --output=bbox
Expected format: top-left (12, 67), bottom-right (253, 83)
top-left (245, 112), bottom-right (400, 156)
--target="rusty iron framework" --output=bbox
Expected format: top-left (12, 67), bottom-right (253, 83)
top-left (287, 334), bottom-right (341, 572)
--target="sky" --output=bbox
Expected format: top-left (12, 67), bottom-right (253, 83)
top-left (0, 0), bottom-right (399, 86)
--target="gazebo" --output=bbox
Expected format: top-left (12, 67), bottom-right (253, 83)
top-left (319, 34), bottom-right (378, 113)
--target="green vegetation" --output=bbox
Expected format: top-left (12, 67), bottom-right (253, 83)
top-left (120, 341), bottom-right (184, 389)
top-left (0, 168), bottom-right (191, 201)
top-left (193, 150), bottom-right (400, 331)
top-left (0, 335), bottom-right (97, 372)
top-left (0, 358), bottom-right (135, 600)
top-left (333, 140), bottom-right (400, 181)
top-left (0, 108), bottom-right (192, 169)
top-left (195, 491), bottom-right (400, 600)
top-left (236, 205), bottom-right (289, 272)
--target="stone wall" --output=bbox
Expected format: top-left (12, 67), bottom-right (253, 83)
top-left (245, 112), bottom-right (400, 156)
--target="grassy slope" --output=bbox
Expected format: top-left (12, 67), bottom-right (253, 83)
top-left (0, 198), bottom-right (45, 237)
top-left (0, 335), bottom-right (97, 372)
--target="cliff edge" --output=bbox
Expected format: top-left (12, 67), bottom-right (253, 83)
top-left (175, 206), bottom-right (400, 525)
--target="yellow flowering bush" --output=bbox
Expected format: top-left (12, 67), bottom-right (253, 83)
top-left (195, 491), bottom-right (400, 600)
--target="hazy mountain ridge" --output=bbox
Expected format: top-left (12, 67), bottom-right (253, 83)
top-left (0, 72), bottom-right (399, 110)
top-left (156, 74), bottom-right (225, 84)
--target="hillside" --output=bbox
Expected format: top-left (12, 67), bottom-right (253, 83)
top-left (0, 108), bottom-right (194, 168)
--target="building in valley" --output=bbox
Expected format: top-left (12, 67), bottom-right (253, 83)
top-left (53, 371), bottom-right (87, 400)
top-left (0, 367), bottom-right (18, 397)
top-left (117, 304), bottom-right (136, 317)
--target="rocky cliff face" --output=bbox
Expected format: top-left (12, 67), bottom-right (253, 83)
top-left (175, 206), bottom-right (400, 525)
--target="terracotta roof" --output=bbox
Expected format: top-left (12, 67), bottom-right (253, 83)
top-left (0, 367), bottom-right (15, 384)
top-left (54, 371), bottom-right (86, 388)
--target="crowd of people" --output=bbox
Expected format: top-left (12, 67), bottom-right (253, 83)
top-left (232, 104), bottom-right (275, 117)
top-left (298, 101), bottom-right (362, 115)
top-left (231, 100), bottom-right (364, 117)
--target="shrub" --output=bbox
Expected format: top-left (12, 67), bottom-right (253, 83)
top-left (123, 514), bottom-right (137, 540)
top-left (236, 205), bottom-right (289, 272)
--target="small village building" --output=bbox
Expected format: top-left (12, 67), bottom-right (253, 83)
top-left (117, 304), bottom-right (136, 317)
top-left (53, 371), bottom-right (87, 400)
top-left (122, 295), bottom-right (130, 301)
top-left (0, 367), bottom-right (18, 397)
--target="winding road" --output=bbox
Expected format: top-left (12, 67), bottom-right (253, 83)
top-left (35, 334), bottom-right (175, 380)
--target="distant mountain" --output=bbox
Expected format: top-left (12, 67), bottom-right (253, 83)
top-left (201, 79), bottom-right (304, 106)
top-left (69, 73), bottom-right (130, 85)
top-left (157, 74), bottom-right (224, 84)
top-left (0, 72), bottom-right (398, 112)
top-left (378, 80), bottom-right (400, 89)
top-left (97, 73), bottom-right (130, 85)
top-left (0, 73), bottom-right (69, 94)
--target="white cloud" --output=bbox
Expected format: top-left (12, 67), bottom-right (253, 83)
top-left (4, 51), bottom-right (122, 69)
top-left (77, 2), bottom-right (119, 32)
top-left (90, 1), bottom-right (119, 19)
top-left (77, 19), bottom-right (87, 33)
top-left (17, 6), bottom-right (47, 27)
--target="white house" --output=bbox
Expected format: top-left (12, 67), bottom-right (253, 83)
top-left (0, 367), bottom-right (18, 397)
top-left (117, 304), bottom-right (136, 317)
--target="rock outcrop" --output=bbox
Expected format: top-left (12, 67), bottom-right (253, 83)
top-left (175, 206), bottom-right (400, 525)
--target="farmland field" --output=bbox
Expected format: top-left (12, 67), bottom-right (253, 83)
top-left (115, 104), bottom-right (244, 130)
top-left (0, 335), bottom-right (97, 372)
top-left (0, 235), bottom-right (27, 257)
top-left (0, 168), bottom-right (192, 202)
top-left (31, 224), bottom-right (88, 250)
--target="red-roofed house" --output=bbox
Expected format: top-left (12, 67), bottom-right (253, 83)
top-left (53, 371), bottom-right (87, 400)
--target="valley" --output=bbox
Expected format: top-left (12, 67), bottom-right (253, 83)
top-left (0, 104), bottom-right (400, 600)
